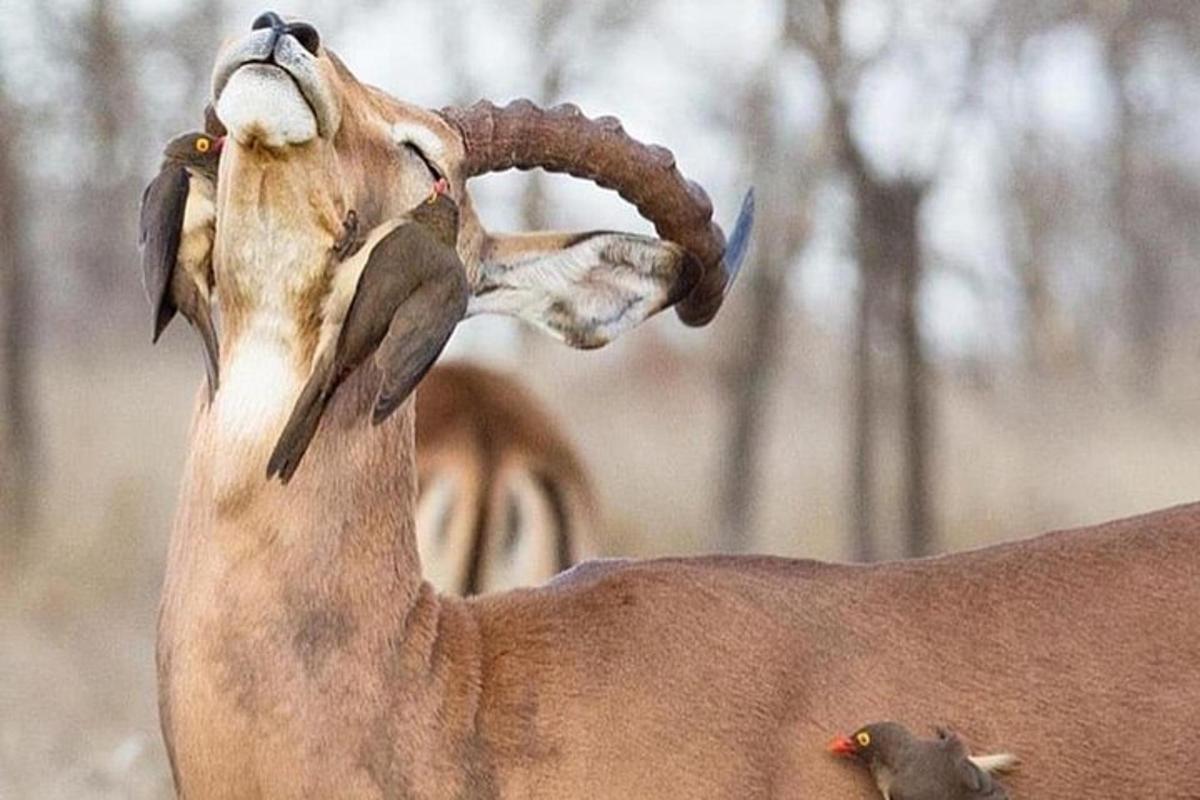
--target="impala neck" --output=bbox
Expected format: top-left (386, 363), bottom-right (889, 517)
top-left (175, 363), bottom-right (425, 614)
top-left (160, 368), bottom-right (435, 794)
top-left (177, 134), bottom-right (424, 612)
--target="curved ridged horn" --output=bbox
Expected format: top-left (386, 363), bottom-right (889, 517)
top-left (438, 99), bottom-right (752, 327)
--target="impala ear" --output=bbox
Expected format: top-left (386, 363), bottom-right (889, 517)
top-left (204, 103), bottom-right (227, 137)
top-left (466, 230), bottom-right (694, 349)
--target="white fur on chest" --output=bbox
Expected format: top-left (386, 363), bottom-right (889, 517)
top-left (206, 144), bottom-right (342, 500)
top-left (210, 220), bottom-right (324, 496)
top-left (214, 321), bottom-right (300, 443)
top-left (208, 316), bottom-right (302, 502)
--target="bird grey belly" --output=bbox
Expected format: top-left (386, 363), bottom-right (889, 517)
top-left (872, 765), bottom-right (895, 800)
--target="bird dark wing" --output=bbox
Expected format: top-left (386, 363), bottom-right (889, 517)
top-left (266, 345), bottom-right (337, 483)
top-left (368, 228), bottom-right (469, 423)
top-left (268, 221), bottom-right (468, 483)
top-left (936, 729), bottom-right (971, 763)
top-left (960, 760), bottom-right (1011, 798)
top-left (958, 760), bottom-right (986, 792)
top-left (138, 165), bottom-right (189, 341)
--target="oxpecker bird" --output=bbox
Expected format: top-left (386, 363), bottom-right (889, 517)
top-left (267, 179), bottom-right (470, 483)
top-left (829, 721), bottom-right (1016, 800)
top-left (139, 131), bottom-right (223, 399)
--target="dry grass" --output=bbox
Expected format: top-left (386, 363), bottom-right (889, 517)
top-left (2, 329), bottom-right (1198, 797)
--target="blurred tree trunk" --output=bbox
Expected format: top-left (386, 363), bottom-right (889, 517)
top-left (1092, 3), bottom-right (1200, 394)
top-left (175, 0), bottom-right (227, 115)
top-left (1010, 154), bottom-right (1072, 377)
top-left (892, 184), bottom-right (931, 558)
top-left (439, 0), bottom-right (479, 105)
top-left (718, 69), bottom-right (806, 552)
top-left (519, 0), bottom-right (568, 229)
top-left (0, 83), bottom-right (37, 553)
top-left (1109, 36), bottom-right (1166, 396)
top-left (720, 263), bottom-right (787, 551)
top-left (74, 0), bottom-right (141, 329)
top-left (827, 86), bottom-right (888, 561)
top-left (850, 169), bottom-right (931, 558)
top-left (517, 61), bottom-right (561, 235)
top-left (825, 56), bottom-right (936, 561)
top-left (1117, 152), bottom-right (1167, 395)
top-left (849, 260), bottom-right (877, 562)
top-left (820, 7), bottom-right (936, 559)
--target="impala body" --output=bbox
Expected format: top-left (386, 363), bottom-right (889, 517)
top-left (415, 363), bottom-right (596, 595)
top-left (156, 14), bottom-right (1200, 799)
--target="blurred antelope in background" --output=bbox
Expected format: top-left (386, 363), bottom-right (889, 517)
top-left (415, 363), bottom-right (596, 595)
top-left (152, 13), bottom-right (1198, 799)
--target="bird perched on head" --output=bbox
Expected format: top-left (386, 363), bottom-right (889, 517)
top-left (139, 131), bottom-right (223, 399)
top-left (267, 178), bottom-right (469, 483)
top-left (829, 721), bottom-right (1016, 800)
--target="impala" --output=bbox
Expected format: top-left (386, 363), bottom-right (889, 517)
top-left (415, 363), bottom-right (597, 595)
top-left (155, 13), bottom-right (1199, 798)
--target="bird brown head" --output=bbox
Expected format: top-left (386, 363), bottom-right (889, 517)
top-left (161, 132), bottom-right (223, 179)
top-left (828, 721), bottom-right (912, 769)
top-left (409, 177), bottom-right (458, 249)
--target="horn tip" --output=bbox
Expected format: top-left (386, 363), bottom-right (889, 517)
top-left (671, 188), bottom-right (756, 328)
top-left (722, 187), bottom-right (756, 288)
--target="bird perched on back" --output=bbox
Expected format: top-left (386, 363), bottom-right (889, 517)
top-left (139, 131), bottom-right (223, 399)
top-left (267, 178), bottom-right (469, 483)
top-left (829, 721), bottom-right (1016, 800)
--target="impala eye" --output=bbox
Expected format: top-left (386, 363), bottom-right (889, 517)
top-left (856, 731), bottom-right (871, 748)
top-left (403, 142), bottom-right (444, 183)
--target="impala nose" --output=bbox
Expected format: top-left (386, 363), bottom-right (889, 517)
top-left (251, 11), bottom-right (320, 56)
top-left (251, 11), bottom-right (284, 32)
top-left (287, 22), bottom-right (321, 55)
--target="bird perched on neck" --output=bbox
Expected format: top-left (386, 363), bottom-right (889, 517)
top-left (829, 721), bottom-right (1016, 800)
top-left (267, 178), bottom-right (469, 483)
top-left (139, 131), bottom-right (223, 399)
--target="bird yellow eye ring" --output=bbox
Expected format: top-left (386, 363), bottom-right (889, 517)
top-left (856, 731), bottom-right (871, 747)
top-left (196, 138), bottom-right (210, 153)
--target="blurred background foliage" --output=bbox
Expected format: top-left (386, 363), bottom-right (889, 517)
top-left (1, 0), bottom-right (1199, 795)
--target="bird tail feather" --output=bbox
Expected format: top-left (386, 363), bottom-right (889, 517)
top-left (193, 306), bottom-right (221, 402)
top-left (969, 753), bottom-right (1019, 773)
top-left (267, 376), bottom-right (330, 484)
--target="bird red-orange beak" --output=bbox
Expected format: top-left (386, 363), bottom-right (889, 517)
top-left (213, 136), bottom-right (225, 154)
top-left (425, 177), bottom-right (450, 205)
top-left (828, 735), bottom-right (857, 757)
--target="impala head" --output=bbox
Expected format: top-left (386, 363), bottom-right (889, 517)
top-left (203, 12), bottom-right (753, 495)
top-left (209, 10), bottom-right (455, 266)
